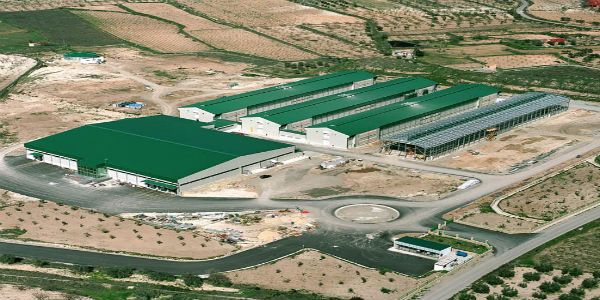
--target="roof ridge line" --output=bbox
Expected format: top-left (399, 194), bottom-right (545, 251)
top-left (88, 123), bottom-right (238, 158)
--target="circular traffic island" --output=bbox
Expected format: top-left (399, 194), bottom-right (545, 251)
top-left (334, 204), bottom-right (400, 224)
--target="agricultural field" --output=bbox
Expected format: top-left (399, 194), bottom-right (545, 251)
top-left (75, 10), bottom-right (210, 53)
top-left (476, 54), bottom-right (565, 69)
top-left (499, 162), bottom-right (600, 221)
top-left (0, 9), bottom-right (124, 53)
top-left (228, 249), bottom-right (440, 300)
top-left (458, 219), bottom-right (600, 300)
top-left (529, 0), bottom-right (600, 26)
top-left (0, 0), bottom-right (124, 12)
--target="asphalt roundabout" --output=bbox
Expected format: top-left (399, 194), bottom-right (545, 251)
top-left (334, 204), bottom-right (400, 224)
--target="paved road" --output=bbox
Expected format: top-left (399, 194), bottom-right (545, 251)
top-left (422, 204), bottom-right (600, 300)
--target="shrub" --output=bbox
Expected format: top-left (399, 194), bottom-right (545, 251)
top-left (182, 274), bottom-right (203, 287)
top-left (71, 265), bottom-right (94, 274)
top-left (31, 259), bottom-right (49, 267)
top-left (535, 263), bottom-right (554, 273)
top-left (0, 254), bottom-right (20, 264)
top-left (457, 292), bottom-right (476, 300)
top-left (569, 288), bottom-right (585, 297)
top-left (498, 267), bottom-right (515, 278)
top-left (486, 295), bottom-right (509, 300)
top-left (502, 287), bottom-right (518, 297)
top-left (524, 272), bottom-right (541, 282)
top-left (483, 274), bottom-right (504, 286)
top-left (102, 267), bottom-right (134, 278)
top-left (553, 275), bottom-right (573, 285)
top-left (568, 267), bottom-right (583, 277)
top-left (593, 271), bottom-right (600, 279)
top-left (206, 273), bottom-right (233, 287)
top-left (472, 282), bottom-right (490, 294)
top-left (558, 294), bottom-right (581, 300)
top-left (581, 278), bottom-right (598, 289)
top-left (532, 292), bottom-right (547, 299)
top-left (539, 281), bottom-right (562, 293)
top-left (143, 270), bottom-right (176, 282)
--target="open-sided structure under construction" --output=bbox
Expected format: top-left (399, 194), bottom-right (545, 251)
top-left (381, 92), bottom-right (570, 160)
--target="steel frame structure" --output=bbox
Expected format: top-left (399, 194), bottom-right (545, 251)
top-left (381, 93), bottom-right (570, 160)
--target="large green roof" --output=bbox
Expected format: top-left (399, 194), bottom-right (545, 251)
top-left (396, 236), bottom-right (450, 251)
top-left (243, 77), bottom-right (437, 125)
top-left (307, 84), bottom-right (499, 136)
top-left (25, 115), bottom-right (292, 183)
top-left (63, 52), bottom-right (99, 58)
top-left (181, 71), bottom-right (375, 115)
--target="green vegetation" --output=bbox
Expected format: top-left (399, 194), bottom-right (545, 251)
top-left (0, 9), bottom-right (123, 53)
top-left (421, 234), bottom-right (490, 254)
top-left (365, 19), bottom-right (391, 56)
top-left (206, 273), bottom-right (233, 287)
top-left (500, 39), bottom-right (544, 50)
top-left (182, 274), bottom-right (203, 287)
top-left (101, 267), bottom-right (134, 278)
top-left (0, 228), bottom-right (26, 238)
top-left (152, 70), bottom-right (183, 80)
top-left (142, 270), bottom-right (176, 282)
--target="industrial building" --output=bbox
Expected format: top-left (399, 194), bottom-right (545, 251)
top-left (24, 115), bottom-right (295, 195)
top-left (381, 92), bottom-right (570, 160)
top-left (179, 71), bottom-right (376, 123)
top-left (240, 77), bottom-right (437, 140)
top-left (393, 237), bottom-right (451, 258)
top-left (305, 84), bottom-right (499, 149)
top-left (63, 52), bottom-right (105, 64)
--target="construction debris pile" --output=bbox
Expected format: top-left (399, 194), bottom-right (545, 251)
top-left (124, 208), bottom-right (317, 248)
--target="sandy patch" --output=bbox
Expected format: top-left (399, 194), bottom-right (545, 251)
top-left (0, 284), bottom-right (85, 300)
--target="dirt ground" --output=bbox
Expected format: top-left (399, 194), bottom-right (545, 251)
top-left (0, 55), bottom-right (37, 91)
top-left (499, 162), bottom-right (600, 220)
top-left (477, 54), bottom-right (565, 69)
top-left (184, 154), bottom-right (466, 201)
top-left (227, 250), bottom-right (439, 300)
top-left (0, 283), bottom-right (85, 300)
top-left (124, 210), bottom-right (316, 250)
top-left (433, 109), bottom-right (600, 174)
top-left (529, 0), bottom-right (600, 25)
top-left (0, 198), bottom-right (236, 259)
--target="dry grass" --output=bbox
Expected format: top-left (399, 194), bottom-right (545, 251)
top-left (0, 200), bottom-right (236, 259)
top-left (75, 10), bottom-right (210, 53)
top-left (0, 0), bottom-right (122, 11)
top-left (499, 162), bottom-right (600, 220)
top-left (228, 250), bottom-right (437, 300)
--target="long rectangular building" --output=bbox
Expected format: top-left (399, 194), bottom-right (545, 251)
top-left (305, 84), bottom-right (499, 149)
top-left (239, 77), bottom-right (437, 139)
top-left (382, 92), bottom-right (570, 160)
top-left (179, 71), bottom-right (376, 122)
top-left (24, 115), bottom-right (295, 195)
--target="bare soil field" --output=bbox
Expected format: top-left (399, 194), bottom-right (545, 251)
top-left (0, 283), bottom-right (85, 300)
top-left (0, 0), bottom-right (124, 12)
top-left (443, 44), bottom-right (514, 57)
top-left (0, 55), bottom-right (36, 91)
top-left (499, 162), bottom-right (600, 221)
top-left (433, 109), bottom-right (600, 174)
top-left (0, 200), bottom-right (236, 259)
top-left (123, 2), bottom-right (226, 31)
top-left (254, 25), bottom-right (378, 58)
top-left (189, 28), bottom-right (317, 61)
top-left (529, 0), bottom-right (600, 25)
top-left (177, 0), bottom-right (359, 27)
top-left (185, 154), bottom-right (465, 201)
top-left (75, 10), bottom-right (210, 53)
top-left (228, 250), bottom-right (439, 300)
top-left (476, 54), bottom-right (565, 69)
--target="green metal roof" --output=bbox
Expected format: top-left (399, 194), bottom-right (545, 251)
top-left (243, 77), bottom-right (437, 125)
top-left (63, 52), bottom-right (99, 58)
top-left (307, 84), bottom-right (499, 136)
top-left (24, 115), bottom-right (292, 183)
top-left (207, 119), bottom-right (239, 129)
top-left (181, 71), bottom-right (375, 115)
top-left (143, 179), bottom-right (177, 190)
top-left (396, 236), bottom-right (450, 251)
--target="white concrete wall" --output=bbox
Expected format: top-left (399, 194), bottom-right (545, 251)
top-left (240, 117), bottom-right (281, 137)
top-left (305, 128), bottom-right (349, 149)
top-left (26, 149), bottom-right (78, 171)
top-left (178, 107), bottom-right (216, 122)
